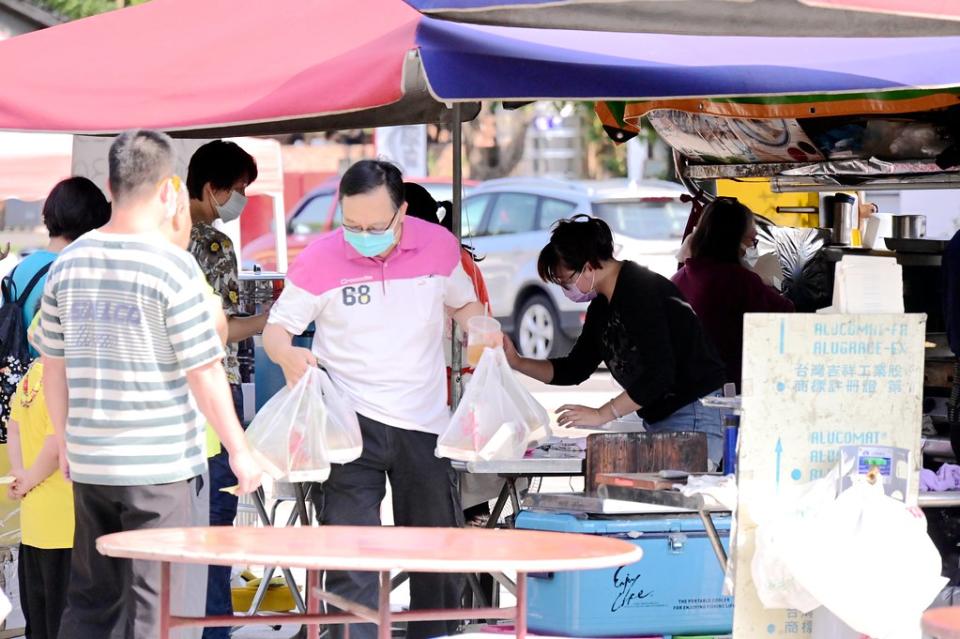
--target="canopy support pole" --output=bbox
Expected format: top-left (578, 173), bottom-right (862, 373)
top-left (451, 104), bottom-right (465, 409)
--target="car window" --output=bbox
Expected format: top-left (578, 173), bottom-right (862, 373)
top-left (291, 193), bottom-right (335, 233)
top-left (462, 194), bottom-right (491, 237)
top-left (486, 193), bottom-right (538, 236)
top-left (593, 199), bottom-right (688, 240)
top-left (539, 198), bottom-right (579, 230)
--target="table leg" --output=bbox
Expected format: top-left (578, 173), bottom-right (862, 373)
top-left (160, 562), bottom-right (171, 639)
top-left (295, 483), bottom-right (312, 525)
top-left (515, 572), bottom-right (527, 639)
top-left (488, 484), bottom-right (510, 528)
top-left (307, 568), bottom-right (321, 639)
top-left (253, 487), bottom-right (272, 526)
top-left (281, 566), bottom-right (308, 613)
top-left (249, 507), bottom-right (303, 615)
top-left (697, 510), bottom-right (728, 570)
top-left (248, 565), bottom-right (278, 615)
top-left (465, 573), bottom-right (490, 608)
top-left (507, 478), bottom-right (522, 520)
top-left (378, 571), bottom-right (391, 639)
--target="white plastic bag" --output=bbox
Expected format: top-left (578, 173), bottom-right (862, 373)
top-left (314, 368), bottom-right (362, 464)
top-left (246, 367), bottom-right (361, 482)
top-left (436, 347), bottom-right (550, 462)
top-left (785, 482), bottom-right (945, 639)
top-left (752, 469), bottom-right (838, 613)
top-left (754, 472), bottom-right (946, 639)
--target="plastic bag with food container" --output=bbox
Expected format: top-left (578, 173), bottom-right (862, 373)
top-left (245, 367), bottom-right (361, 483)
top-left (436, 331), bottom-right (551, 462)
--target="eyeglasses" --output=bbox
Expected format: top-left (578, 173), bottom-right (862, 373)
top-left (560, 270), bottom-right (583, 291)
top-left (342, 208), bottom-right (400, 235)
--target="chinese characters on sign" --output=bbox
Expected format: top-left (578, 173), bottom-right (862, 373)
top-left (780, 320), bottom-right (911, 396)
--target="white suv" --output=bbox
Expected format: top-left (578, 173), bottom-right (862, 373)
top-left (463, 178), bottom-right (689, 359)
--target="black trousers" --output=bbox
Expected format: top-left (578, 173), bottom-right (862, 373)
top-left (315, 414), bottom-right (464, 639)
top-left (19, 544), bottom-right (71, 639)
top-left (57, 480), bottom-right (194, 639)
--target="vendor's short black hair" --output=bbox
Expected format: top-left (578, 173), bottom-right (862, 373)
top-left (689, 197), bottom-right (754, 264)
top-left (43, 176), bottom-right (111, 241)
top-left (340, 160), bottom-right (404, 209)
top-left (537, 214), bottom-right (614, 284)
top-left (186, 140), bottom-right (258, 200)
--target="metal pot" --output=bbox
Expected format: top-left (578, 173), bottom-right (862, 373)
top-left (891, 214), bottom-right (927, 239)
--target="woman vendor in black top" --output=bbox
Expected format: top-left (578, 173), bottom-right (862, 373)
top-left (504, 215), bottom-right (727, 466)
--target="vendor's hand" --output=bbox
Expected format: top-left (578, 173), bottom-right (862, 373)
top-left (6, 485), bottom-right (19, 501)
top-left (229, 448), bottom-right (263, 496)
top-left (502, 335), bottom-right (521, 369)
top-left (556, 404), bottom-right (609, 429)
top-left (279, 346), bottom-right (317, 388)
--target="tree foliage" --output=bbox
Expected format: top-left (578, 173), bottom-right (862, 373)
top-left (33, 0), bottom-right (149, 21)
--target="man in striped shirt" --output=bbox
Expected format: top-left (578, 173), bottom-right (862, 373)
top-left (37, 130), bottom-right (261, 639)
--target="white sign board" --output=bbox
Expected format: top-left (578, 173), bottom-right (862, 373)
top-left (733, 313), bottom-right (925, 639)
top-left (375, 125), bottom-right (427, 177)
top-left (70, 136), bottom-right (286, 265)
top-left (71, 136), bottom-right (205, 199)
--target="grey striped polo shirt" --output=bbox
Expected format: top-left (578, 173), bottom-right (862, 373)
top-left (37, 230), bottom-right (224, 486)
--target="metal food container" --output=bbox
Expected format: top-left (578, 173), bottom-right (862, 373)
top-left (891, 214), bottom-right (927, 239)
top-left (237, 271), bottom-right (285, 315)
top-left (831, 193), bottom-right (858, 245)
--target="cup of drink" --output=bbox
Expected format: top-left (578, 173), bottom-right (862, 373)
top-left (467, 315), bottom-right (502, 367)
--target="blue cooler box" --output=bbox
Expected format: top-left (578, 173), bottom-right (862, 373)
top-left (515, 510), bottom-right (733, 638)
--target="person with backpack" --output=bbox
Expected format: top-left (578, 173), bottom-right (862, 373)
top-left (6, 313), bottom-right (73, 639)
top-left (0, 177), bottom-right (110, 442)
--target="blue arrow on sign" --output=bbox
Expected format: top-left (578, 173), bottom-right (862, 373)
top-left (775, 438), bottom-right (784, 491)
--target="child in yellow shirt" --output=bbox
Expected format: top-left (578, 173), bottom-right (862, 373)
top-left (7, 315), bottom-right (73, 639)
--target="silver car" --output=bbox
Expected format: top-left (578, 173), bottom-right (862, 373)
top-left (462, 178), bottom-right (690, 359)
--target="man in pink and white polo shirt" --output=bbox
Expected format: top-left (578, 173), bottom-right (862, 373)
top-left (263, 160), bottom-right (484, 639)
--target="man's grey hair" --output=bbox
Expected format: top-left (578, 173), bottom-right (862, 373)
top-left (108, 129), bottom-right (176, 205)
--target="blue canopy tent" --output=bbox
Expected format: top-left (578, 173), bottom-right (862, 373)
top-left (404, 0), bottom-right (960, 36)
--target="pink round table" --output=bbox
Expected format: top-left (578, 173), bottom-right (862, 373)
top-left (97, 525), bottom-right (643, 639)
top-left (924, 607), bottom-right (960, 639)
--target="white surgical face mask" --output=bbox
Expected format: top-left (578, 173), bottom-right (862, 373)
top-left (742, 245), bottom-right (760, 267)
top-left (211, 188), bottom-right (247, 223)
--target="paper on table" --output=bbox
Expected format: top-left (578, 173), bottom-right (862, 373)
top-left (830, 255), bottom-right (903, 314)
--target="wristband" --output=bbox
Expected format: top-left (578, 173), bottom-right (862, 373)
top-left (609, 401), bottom-right (622, 420)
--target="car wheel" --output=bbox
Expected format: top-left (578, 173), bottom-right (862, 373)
top-left (515, 294), bottom-right (567, 360)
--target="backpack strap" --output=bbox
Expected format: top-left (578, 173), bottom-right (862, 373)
top-left (12, 262), bottom-right (52, 308)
